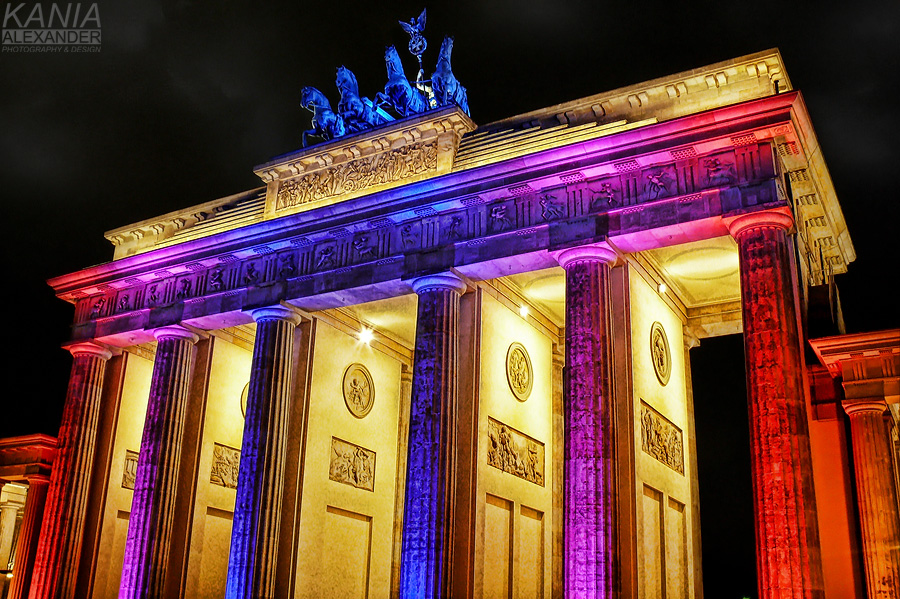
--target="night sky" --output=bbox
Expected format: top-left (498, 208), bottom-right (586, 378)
top-left (2, 0), bottom-right (898, 595)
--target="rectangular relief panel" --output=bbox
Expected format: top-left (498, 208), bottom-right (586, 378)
top-left (487, 417), bottom-right (545, 486)
top-left (210, 442), bottom-right (241, 489)
top-left (642, 485), bottom-right (664, 599)
top-left (329, 437), bottom-right (376, 492)
top-left (666, 498), bottom-right (688, 599)
top-left (484, 494), bottom-right (513, 599)
top-left (517, 505), bottom-right (544, 599)
top-left (322, 506), bottom-right (372, 599)
top-left (640, 401), bottom-right (684, 474)
top-left (197, 507), bottom-right (233, 599)
top-left (122, 450), bottom-right (138, 490)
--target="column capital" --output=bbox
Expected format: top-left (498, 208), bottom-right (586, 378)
top-left (725, 208), bottom-right (794, 239)
top-left (152, 325), bottom-right (199, 343)
top-left (552, 243), bottom-right (618, 268)
top-left (64, 341), bottom-right (112, 361)
top-left (683, 326), bottom-right (701, 350)
top-left (248, 305), bottom-right (303, 325)
top-left (410, 272), bottom-right (467, 295)
top-left (24, 473), bottom-right (51, 485)
top-left (843, 397), bottom-right (889, 417)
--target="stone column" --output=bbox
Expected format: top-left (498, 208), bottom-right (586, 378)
top-left (399, 273), bottom-right (466, 599)
top-left (29, 342), bottom-right (111, 599)
top-left (226, 306), bottom-right (302, 599)
top-left (117, 325), bottom-right (198, 599)
top-left (556, 245), bottom-right (618, 598)
top-left (8, 475), bottom-right (50, 599)
top-left (727, 210), bottom-right (824, 598)
top-left (843, 398), bottom-right (900, 597)
top-left (391, 365), bottom-right (413, 598)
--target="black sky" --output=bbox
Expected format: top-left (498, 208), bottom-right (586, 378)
top-left (1, 0), bottom-right (898, 594)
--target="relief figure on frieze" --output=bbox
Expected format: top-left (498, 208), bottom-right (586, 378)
top-left (589, 181), bottom-right (618, 211)
top-left (539, 194), bottom-right (565, 221)
top-left (400, 223), bottom-right (420, 249)
top-left (703, 157), bottom-right (735, 186)
top-left (489, 205), bottom-right (510, 233)
top-left (645, 171), bottom-right (671, 201)
top-left (352, 236), bottom-right (377, 259)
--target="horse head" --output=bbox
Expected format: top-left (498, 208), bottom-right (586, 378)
top-left (301, 86), bottom-right (329, 111)
top-left (385, 46), bottom-right (403, 78)
top-left (439, 36), bottom-right (454, 60)
top-left (336, 66), bottom-right (359, 95)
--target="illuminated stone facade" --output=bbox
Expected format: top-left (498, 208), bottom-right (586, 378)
top-left (6, 49), bottom-right (894, 599)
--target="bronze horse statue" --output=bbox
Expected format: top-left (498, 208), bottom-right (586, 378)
top-left (336, 66), bottom-right (388, 133)
top-left (375, 45), bottom-right (430, 117)
top-left (300, 86), bottom-right (345, 147)
top-left (431, 36), bottom-right (469, 115)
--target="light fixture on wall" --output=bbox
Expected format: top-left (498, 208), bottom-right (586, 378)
top-left (358, 328), bottom-right (374, 344)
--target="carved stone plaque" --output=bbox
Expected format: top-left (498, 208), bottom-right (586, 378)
top-left (487, 417), bottom-right (544, 486)
top-left (342, 363), bottom-right (374, 418)
top-left (506, 342), bottom-right (533, 401)
top-left (329, 437), bottom-right (376, 492)
top-left (275, 141), bottom-right (438, 212)
top-left (640, 401), bottom-right (684, 474)
top-left (210, 443), bottom-right (241, 489)
top-left (122, 449), bottom-right (139, 490)
top-left (650, 321), bottom-right (671, 386)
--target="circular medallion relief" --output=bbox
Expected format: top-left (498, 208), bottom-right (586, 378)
top-left (342, 363), bottom-right (375, 418)
top-left (650, 322), bottom-right (671, 386)
top-left (506, 342), bottom-right (533, 401)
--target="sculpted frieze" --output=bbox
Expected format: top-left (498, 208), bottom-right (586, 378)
top-left (275, 141), bottom-right (438, 212)
top-left (73, 143), bottom-right (776, 326)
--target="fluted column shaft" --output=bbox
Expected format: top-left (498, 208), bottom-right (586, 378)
top-left (8, 475), bottom-right (50, 599)
top-left (729, 211), bottom-right (824, 599)
top-left (843, 399), bottom-right (900, 597)
top-left (557, 245), bottom-right (618, 598)
top-left (29, 342), bottom-right (111, 599)
top-left (226, 307), bottom-right (301, 599)
top-left (399, 273), bottom-right (466, 599)
top-left (118, 326), bottom-right (198, 599)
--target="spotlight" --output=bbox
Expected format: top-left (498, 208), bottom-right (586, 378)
top-left (358, 328), bottom-right (374, 344)
top-left (657, 282), bottom-right (667, 294)
top-left (519, 305), bottom-right (529, 318)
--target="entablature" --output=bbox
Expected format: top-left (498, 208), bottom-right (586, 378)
top-left (50, 91), bottom-right (852, 348)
